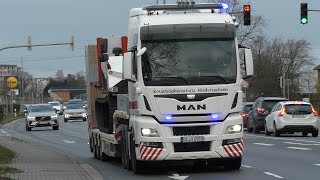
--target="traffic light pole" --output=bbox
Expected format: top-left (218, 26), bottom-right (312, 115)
top-left (0, 42), bottom-right (73, 52)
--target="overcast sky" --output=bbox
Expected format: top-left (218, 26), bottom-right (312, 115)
top-left (0, 0), bottom-right (319, 78)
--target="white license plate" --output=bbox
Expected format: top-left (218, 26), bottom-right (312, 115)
top-left (293, 115), bottom-right (306, 118)
top-left (181, 136), bottom-right (205, 143)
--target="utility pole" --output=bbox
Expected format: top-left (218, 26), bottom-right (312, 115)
top-left (282, 71), bottom-right (286, 98)
top-left (21, 57), bottom-right (24, 105)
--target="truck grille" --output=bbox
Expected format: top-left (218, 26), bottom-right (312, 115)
top-left (173, 126), bottom-right (210, 136)
top-left (35, 116), bottom-right (51, 121)
top-left (173, 142), bottom-right (211, 152)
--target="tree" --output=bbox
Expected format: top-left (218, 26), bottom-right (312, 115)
top-left (55, 70), bottom-right (64, 81)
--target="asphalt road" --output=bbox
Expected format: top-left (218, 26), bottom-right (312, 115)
top-left (1, 116), bottom-right (320, 180)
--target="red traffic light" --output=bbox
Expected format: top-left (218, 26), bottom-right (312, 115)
top-left (243, 5), bottom-right (250, 12)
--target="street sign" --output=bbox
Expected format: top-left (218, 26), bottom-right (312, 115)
top-left (6, 76), bottom-right (18, 89)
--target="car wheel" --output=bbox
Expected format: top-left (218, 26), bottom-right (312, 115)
top-left (273, 122), bottom-right (280, 137)
top-left (312, 130), bottom-right (318, 137)
top-left (265, 123), bottom-right (271, 136)
top-left (26, 124), bottom-right (31, 131)
top-left (64, 118), bottom-right (67, 122)
top-left (254, 126), bottom-right (260, 134)
top-left (302, 132), bottom-right (308, 137)
top-left (53, 125), bottom-right (59, 130)
top-left (247, 127), bottom-right (253, 133)
top-left (224, 157), bottom-right (242, 171)
top-left (83, 118), bottom-right (86, 122)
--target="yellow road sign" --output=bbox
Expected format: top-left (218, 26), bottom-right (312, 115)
top-left (6, 76), bottom-right (18, 89)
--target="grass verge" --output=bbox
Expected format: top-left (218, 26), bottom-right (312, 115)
top-left (0, 145), bottom-right (23, 179)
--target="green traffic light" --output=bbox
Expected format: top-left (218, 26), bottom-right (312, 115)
top-left (301, 17), bottom-right (308, 24)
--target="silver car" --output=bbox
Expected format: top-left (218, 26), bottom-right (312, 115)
top-left (25, 104), bottom-right (59, 131)
top-left (48, 101), bottom-right (62, 115)
top-left (63, 103), bottom-right (87, 122)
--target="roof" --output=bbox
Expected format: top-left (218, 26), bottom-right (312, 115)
top-left (314, 64), bottom-right (320, 70)
top-left (279, 101), bottom-right (311, 105)
top-left (257, 97), bottom-right (288, 101)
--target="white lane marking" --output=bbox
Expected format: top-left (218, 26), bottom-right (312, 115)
top-left (286, 147), bottom-right (312, 151)
top-left (253, 143), bottom-right (275, 146)
top-left (264, 172), bottom-right (284, 179)
top-left (63, 140), bottom-right (75, 144)
top-left (241, 164), bottom-right (253, 168)
top-left (1, 130), bottom-right (7, 133)
top-left (314, 164), bottom-right (320, 167)
top-left (284, 142), bottom-right (320, 146)
top-left (168, 172), bottom-right (189, 180)
top-left (245, 134), bottom-right (320, 144)
top-left (6, 134), bottom-right (11, 136)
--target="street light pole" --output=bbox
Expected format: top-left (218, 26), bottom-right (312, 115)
top-left (21, 57), bottom-right (24, 105)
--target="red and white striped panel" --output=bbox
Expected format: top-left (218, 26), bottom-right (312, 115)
top-left (223, 138), bottom-right (244, 158)
top-left (139, 142), bottom-right (164, 161)
top-left (114, 122), bottom-right (122, 141)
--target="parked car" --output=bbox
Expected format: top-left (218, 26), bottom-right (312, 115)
top-left (63, 103), bottom-right (87, 122)
top-left (25, 104), bottom-right (59, 131)
top-left (241, 102), bottom-right (254, 129)
top-left (265, 101), bottom-right (319, 137)
top-left (247, 97), bottom-right (288, 133)
top-left (48, 101), bottom-right (62, 115)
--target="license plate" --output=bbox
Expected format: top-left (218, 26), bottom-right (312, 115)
top-left (293, 115), bottom-right (306, 118)
top-left (181, 136), bottom-right (205, 143)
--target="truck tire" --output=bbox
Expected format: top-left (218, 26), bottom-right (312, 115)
top-left (224, 157), bottom-right (241, 171)
top-left (130, 133), bottom-right (144, 174)
top-left (121, 127), bottom-right (131, 170)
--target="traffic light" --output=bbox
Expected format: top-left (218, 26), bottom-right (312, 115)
top-left (300, 3), bottom-right (308, 24)
top-left (243, 5), bottom-right (251, 26)
top-left (27, 36), bottom-right (32, 51)
top-left (278, 76), bottom-right (283, 88)
top-left (70, 36), bottom-right (75, 51)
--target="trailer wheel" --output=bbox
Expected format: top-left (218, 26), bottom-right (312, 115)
top-left (121, 127), bottom-right (131, 170)
top-left (130, 133), bottom-right (144, 174)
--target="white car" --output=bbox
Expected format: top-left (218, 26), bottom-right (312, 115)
top-left (25, 104), bottom-right (59, 131)
top-left (265, 101), bottom-right (319, 137)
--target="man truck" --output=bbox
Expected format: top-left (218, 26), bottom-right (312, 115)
top-left (87, 2), bottom-right (254, 173)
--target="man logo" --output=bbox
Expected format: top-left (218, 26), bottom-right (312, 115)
top-left (177, 104), bottom-right (206, 111)
top-left (187, 94), bottom-right (195, 100)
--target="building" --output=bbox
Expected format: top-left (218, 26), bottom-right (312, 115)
top-left (0, 64), bottom-right (19, 88)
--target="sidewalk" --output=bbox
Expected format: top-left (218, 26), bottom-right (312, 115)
top-left (0, 136), bottom-right (103, 180)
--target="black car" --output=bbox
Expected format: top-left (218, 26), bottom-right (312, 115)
top-left (247, 97), bottom-right (288, 133)
top-left (241, 102), bottom-right (254, 129)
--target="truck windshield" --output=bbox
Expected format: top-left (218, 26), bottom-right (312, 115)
top-left (141, 39), bottom-right (237, 86)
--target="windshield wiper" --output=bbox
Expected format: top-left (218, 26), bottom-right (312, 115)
top-left (154, 76), bottom-right (190, 85)
top-left (201, 75), bottom-right (230, 84)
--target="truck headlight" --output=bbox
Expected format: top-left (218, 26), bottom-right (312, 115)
top-left (65, 114), bottom-right (70, 118)
top-left (27, 116), bottom-right (35, 120)
top-left (82, 113), bottom-right (87, 117)
top-left (226, 124), bottom-right (242, 134)
top-left (141, 128), bottom-right (159, 137)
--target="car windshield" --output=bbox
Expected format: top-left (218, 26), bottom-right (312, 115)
top-left (141, 38), bottom-right (237, 86)
top-left (67, 104), bottom-right (83, 109)
top-left (49, 102), bottom-right (60, 106)
top-left (69, 100), bottom-right (83, 104)
top-left (30, 105), bottom-right (54, 112)
top-left (285, 104), bottom-right (312, 114)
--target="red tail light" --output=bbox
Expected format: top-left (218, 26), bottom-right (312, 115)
top-left (257, 107), bottom-right (264, 114)
top-left (241, 113), bottom-right (248, 117)
top-left (278, 106), bottom-right (286, 116)
top-left (311, 105), bottom-right (318, 116)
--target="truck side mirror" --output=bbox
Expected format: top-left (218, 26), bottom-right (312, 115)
top-left (243, 49), bottom-right (254, 79)
top-left (137, 47), bottom-right (147, 57)
top-left (123, 52), bottom-right (135, 82)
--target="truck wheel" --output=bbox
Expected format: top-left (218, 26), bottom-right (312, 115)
top-left (121, 128), bottom-right (131, 170)
top-left (312, 130), bottom-right (319, 137)
top-left (224, 157), bottom-right (241, 171)
top-left (130, 133), bottom-right (144, 174)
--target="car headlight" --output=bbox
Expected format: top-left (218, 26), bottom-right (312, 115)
top-left (51, 115), bottom-right (58, 119)
top-left (141, 128), bottom-right (159, 137)
top-left (65, 114), bottom-right (70, 118)
top-left (27, 116), bottom-right (35, 120)
top-left (226, 124), bottom-right (242, 134)
top-left (82, 113), bottom-right (87, 117)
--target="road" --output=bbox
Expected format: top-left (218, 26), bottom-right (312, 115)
top-left (1, 116), bottom-right (320, 180)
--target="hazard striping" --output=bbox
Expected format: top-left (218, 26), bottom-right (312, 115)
top-left (253, 143), bottom-right (275, 146)
top-left (286, 147), bottom-right (311, 151)
top-left (264, 172), bottom-right (284, 179)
